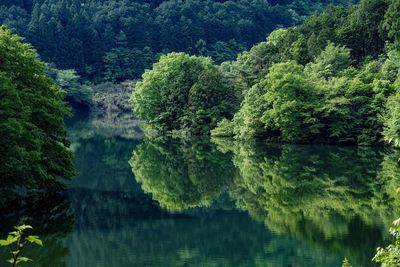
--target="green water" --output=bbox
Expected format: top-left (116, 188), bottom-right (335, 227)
top-left (1, 115), bottom-right (400, 266)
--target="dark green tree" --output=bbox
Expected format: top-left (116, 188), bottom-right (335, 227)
top-left (0, 26), bottom-right (75, 192)
top-left (131, 52), bottom-right (237, 134)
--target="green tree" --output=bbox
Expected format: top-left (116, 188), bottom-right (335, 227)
top-left (337, 0), bottom-right (388, 61)
top-left (131, 52), bottom-right (236, 134)
top-left (306, 42), bottom-right (352, 79)
top-left (383, 89), bottom-right (400, 147)
top-left (384, 0), bottom-right (400, 45)
top-left (103, 47), bottom-right (155, 82)
top-left (0, 26), bottom-right (75, 191)
top-left (260, 61), bottom-right (322, 142)
top-left (182, 68), bottom-right (237, 134)
top-left (50, 68), bottom-right (93, 109)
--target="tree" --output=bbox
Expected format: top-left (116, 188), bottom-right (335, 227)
top-left (337, 0), bottom-right (388, 61)
top-left (261, 61), bottom-right (322, 142)
top-left (383, 89), bottom-right (400, 147)
top-left (131, 52), bottom-right (236, 134)
top-left (51, 68), bottom-right (93, 110)
top-left (182, 68), bottom-right (238, 134)
top-left (384, 0), bottom-right (400, 45)
top-left (0, 26), bottom-right (75, 191)
top-left (103, 47), bottom-right (155, 82)
top-left (306, 42), bottom-right (352, 79)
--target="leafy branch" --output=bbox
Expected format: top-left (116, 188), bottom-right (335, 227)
top-left (0, 225), bottom-right (43, 267)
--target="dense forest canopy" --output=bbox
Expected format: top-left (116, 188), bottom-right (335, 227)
top-left (131, 0), bottom-right (400, 147)
top-left (0, 0), bottom-right (356, 82)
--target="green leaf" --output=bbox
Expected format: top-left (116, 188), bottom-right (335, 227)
top-left (11, 250), bottom-right (20, 256)
top-left (15, 225), bottom-right (33, 231)
top-left (16, 257), bottom-right (31, 264)
top-left (0, 235), bottom-right (18, 246)
top-left (26, 235), bottom-right (43, 246)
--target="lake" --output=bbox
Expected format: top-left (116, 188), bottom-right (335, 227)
top-left (1, 114), bottom-right (399, 267)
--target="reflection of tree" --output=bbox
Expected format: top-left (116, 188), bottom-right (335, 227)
top-left (129, 137), bottom-right (235, 212)
top-left (72, 134), bottom-right (141, 192)
top-left (212, 138), bottom-right (400, 266)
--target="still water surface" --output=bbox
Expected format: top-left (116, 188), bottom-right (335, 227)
top-left (2, 115), bottom-right (400, 266)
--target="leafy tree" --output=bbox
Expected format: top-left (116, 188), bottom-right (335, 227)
top-left (233, 28), bottom-right (291, 87)
top-left (211, 118), bottom-right (234, 137)
top-left (336, 0), bottom-right (388, 61)
top-left (182, 68), bottom-right (238, 134)
top-left (259, 61), bottom-right (322, 142)
top-left (373, 216), bottom-right (400, 265)
top-left (0, 26), bottom-right (75, 191)
top-left (384, 0), bottom-right (400, 45)
top-left (48, 68), bottom-right (93, 110)
top-left (103, 47), bottom-right (155, 82)
top-left (231, 84), bottom-right (268, 139)
top-left (131, 53), bottom-right (211, 132)
top-left (1, 0), bottom-right (319, 81)
top-left (383, 89), bottom-right (400, 147)
top-left (306, 42), bottom-right (352, 79)
top-left (131, 52), bottom-right (237, 134)
top-left (226, 60), bottom-right (322, 142)
top-left (221, 2), bottom-right (400, 146)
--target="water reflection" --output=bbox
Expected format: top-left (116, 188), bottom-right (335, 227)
top-left (221, 140), bottom-right (400, 265)
top-left (129, 137), bottom-right (234, 211)
top-left (1, 114), bottom-right (400, 266)
top-left (130, 137), bottom-right (400, 266)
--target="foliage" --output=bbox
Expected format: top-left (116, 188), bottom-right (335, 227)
top-left (342, 258), bottom-right (352, 267)
top-left (383, 85), bottom-right (400, 147)
top-left (0, 225), bottom-right (42, 267)
top-left (306, 42), bottom-right (352, 79)
top-left (46, 67), bottom-right (93, 110)
top-left (210, 119), bottom-right (234, 137)
top-left (0, 0), bottom-right (344, 81)
top-left (103, 47), bottom-right (155, 82)
top-left (0, 26), bottom-right (75, 190)
top-left (384, 0), bottom-right (400, 46)
top-left (259, 61), bottom-right (322, 142)
top-left (182, 69), bottom-right (238, 134)
top-left (216, 0), bottom-right (400, 146)
top-left (131, 53), bottom-right (237, 134)
top-left (373, 218), bottom-right (400, 266)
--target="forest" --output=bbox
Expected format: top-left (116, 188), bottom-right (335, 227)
top-left (0, 0), bottom-right (398, 211)
top-left (2, 0), bottom-right (370, 198)
top-left (0, 0), bottom-right (358, 110)
top-left (0, 0), bottom-right (354, 82)
top-left (1, 0), bottom-right (400, 265)
top-left (131, 0), bottom-right (400, 148)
